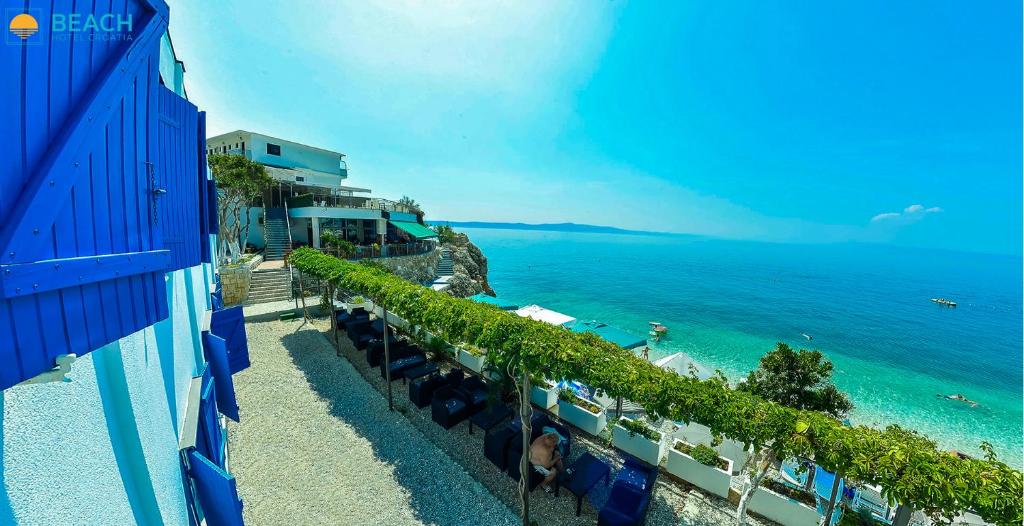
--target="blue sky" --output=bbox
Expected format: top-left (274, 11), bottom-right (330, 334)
top-left (169, 1), bottom-right (1021, 255)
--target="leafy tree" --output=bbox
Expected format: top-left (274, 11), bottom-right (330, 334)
top-left (433, 224), bottom-right (457, 245)
top-left (209, 154), bottom-right (274, 263)
top-left (398, 195), bottom-right (422, 214)
top-left (739, 343), bottom-right (853, 419)
top-left (734, 343), bottom-right (853, 525)
top-left (320, 231), bottom-right (356, 258)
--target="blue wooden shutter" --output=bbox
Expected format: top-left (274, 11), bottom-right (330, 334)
top-left (196, 365), bottom-right (226, 469)
top-left (208, 179), bottom-right (220, 238)
top-left (0, 1), bottom-right (174, 390)
top-left (202, 332), bottom-right (240, 422)
top-left (187, 450), bottom-right (244, 526)
top-left (197, 112), bottom-right (213, 263)
top-left (157, 86), bottom-right (203, 271)
top-left (210, 306), bottom-right (251, 374)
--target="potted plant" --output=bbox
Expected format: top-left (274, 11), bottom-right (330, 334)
top-left (457, 345), bottom-right (487, 373)
top-left (746, 478), bottom-right (821, 526)
top-left (666, 440), bottom-right (733, 498)
top-left (612, 417), bottom-right (666, 466)
top-left (348, 295), bottom-right (367, 311)
top-left (556, 389), bottom-right (607, 435)
top-left (529, 376), bottom-right (559, 409)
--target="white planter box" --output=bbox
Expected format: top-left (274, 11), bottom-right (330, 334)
top-left (530, 382), bottom-right (558, 409)
top-left (747, 485), bottom-right (820, 526)
top-left (612, 419), bottom-right (666, 466)
top-left (557, 399), bottom-right (607, 435)
top-left (665, 440), bottom-right (733, 498)
top-left (457, 349), bottom-right (487, 373)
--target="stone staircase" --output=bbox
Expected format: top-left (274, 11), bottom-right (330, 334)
top-left (245, 268), bottom-right (292, 304)
top-left (436, 248), bottom-right (454, 277)
top-left (264, 208), bottom-right (289, 261)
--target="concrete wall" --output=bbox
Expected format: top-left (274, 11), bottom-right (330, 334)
top-left (2, 264), bottom-right (213, 525)
top-left (247, 134), bottom-right (343, 176)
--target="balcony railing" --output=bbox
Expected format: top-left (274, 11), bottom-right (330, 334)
top-left (316, 241), bottom-right (434, 260)
top-left (287, 192), bottom-right (419, 215)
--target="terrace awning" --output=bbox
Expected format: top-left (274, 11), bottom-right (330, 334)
top-left (468, 294), bottom-right (518, 310)
top-left (569, 320), bottom-right (647, 350)
top-left (390, 221), bottom-right (437, 239)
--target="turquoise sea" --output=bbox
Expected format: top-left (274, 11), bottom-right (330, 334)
top-left (462, 227), bottom-right (1024, 467)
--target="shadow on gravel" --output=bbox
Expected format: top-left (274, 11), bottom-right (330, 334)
top-left (280, 326), bottom-right (519, 526)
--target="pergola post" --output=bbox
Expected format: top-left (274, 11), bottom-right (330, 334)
top-left (519, 370), bottom-right (531, 526)
top-left (383, 304), bottom-right (394, 412)
top-left (821, 469), bottom-right (843, 526)
top-left (297, 269), bottom-right (309, 323)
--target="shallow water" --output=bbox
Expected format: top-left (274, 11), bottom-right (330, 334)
top-left (463, 228), bottom-right (1024, 467)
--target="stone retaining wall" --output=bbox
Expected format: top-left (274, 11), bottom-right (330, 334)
top-left (221, 254), bottom-right (263, 306)
top-left (375, 247), bottom-right (440, 284)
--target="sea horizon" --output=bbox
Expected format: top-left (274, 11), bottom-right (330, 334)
top-left (462, 226), bottom-right (1024, 468)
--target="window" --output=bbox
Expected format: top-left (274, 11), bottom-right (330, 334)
top-left (266, 143), bottom-right (281, 156)
top-left (295, 176), bottom-right (304, 182)
top-left (241, 141), bottom-right (245, 151)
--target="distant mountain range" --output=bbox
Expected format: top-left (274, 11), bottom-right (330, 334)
top-left (427, 221), bottom-right (680, 237)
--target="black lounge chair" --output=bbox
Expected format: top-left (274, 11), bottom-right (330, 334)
top-left (505, 441), bottom-right (551, 492)
top-left (508, 413), bottom-right (572, 458)
top-left (380, 352), bottom-right (427, 381)
top-left (484, 425), bottom-right (519, 470)
top-left (455, 376), bottom-right (489, 415)
top-left (335, 308), bottom-right (368, 329)
top-left (409, 374), bottom-right (446, 408)
top-left (366, 338), bottom-right (405, 367)
top-left (431, 386), bottom-right (470, 429)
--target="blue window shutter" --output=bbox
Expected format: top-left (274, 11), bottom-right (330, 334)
top-left (187, 450), bottom-right (244, 526)
top-left (202, 332), bottom-right (240, 422)
top-left (197, 112), bottom-right (213, 264)
top-left (210, 306), bottom-right (251, 374)
top-left (0, 1), bottom-right (173, 390)
top-left (196, 365), bottom-right (226, 468)
top-left (208, 179), bottom-right (220, 236)
top-left (157, 85), bottom-right (203, 271)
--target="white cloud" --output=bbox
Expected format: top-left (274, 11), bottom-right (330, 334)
top-left (871, 212), bottom-right (901, 222)
top-left (870, 204), bottom-right (943, 224)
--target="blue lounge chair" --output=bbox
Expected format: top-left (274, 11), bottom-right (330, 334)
top-left (598, 456), bottom-right (657, 526)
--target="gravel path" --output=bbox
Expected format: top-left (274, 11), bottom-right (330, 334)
top-left (319, 318), bottom-right (773, 526)
top-left (228, 319), bottom-right (519, 526)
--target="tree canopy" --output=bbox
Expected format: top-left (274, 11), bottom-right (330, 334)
top-left (738, 342), bottom-right (853, 419)
top-left (209, 153), bottom-right (274, 263)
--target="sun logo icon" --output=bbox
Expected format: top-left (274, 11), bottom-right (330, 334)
top-left (9, 13), bottom-right (39, 40)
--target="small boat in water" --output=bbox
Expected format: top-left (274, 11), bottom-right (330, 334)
top-left (648, 321), bottom-right (669, 341)
top-left (931, 298), bottom-right (957, 308)
top-left (648, 321), bottom-right (669, 334)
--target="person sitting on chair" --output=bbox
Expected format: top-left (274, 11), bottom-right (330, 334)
top-left (530, 432), bottom-right (568, 493)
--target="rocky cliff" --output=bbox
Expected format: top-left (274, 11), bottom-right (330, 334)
top-left (444, 233), bottom-right (495, 298)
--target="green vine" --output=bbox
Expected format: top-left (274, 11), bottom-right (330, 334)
top-left (288, 247), bottom-right (1022, 525)
top-left (618, 417), bottom-right (661, 441)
